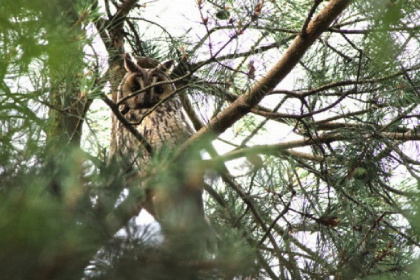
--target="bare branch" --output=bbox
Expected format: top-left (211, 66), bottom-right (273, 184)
top-left (178, 0), bottom-right (354, 155)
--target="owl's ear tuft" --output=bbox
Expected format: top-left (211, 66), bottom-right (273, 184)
top-left (124, 53), bottom-right (141, 73)
top-left (158, 60), bottom-right (174, 75)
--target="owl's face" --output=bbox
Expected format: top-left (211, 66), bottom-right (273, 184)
top-left (119, 54), bottom-right (175, 112)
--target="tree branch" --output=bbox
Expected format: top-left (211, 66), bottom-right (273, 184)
top-left (101, 94), bottom-right (153, 155)
top-left (205, 130), bottom-right (420, 167)
top-left (177, 0), bottom-right (353, 155)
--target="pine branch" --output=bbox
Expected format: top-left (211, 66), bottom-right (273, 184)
top-left (204, 129), bottom-right (420, 168)
top-left (101, 93), bottom-right (153, 155)
top-left (176, 0), bottom-right (354, 156)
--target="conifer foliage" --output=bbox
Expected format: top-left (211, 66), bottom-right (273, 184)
top-left (1, 0), bottom-right (420, 279)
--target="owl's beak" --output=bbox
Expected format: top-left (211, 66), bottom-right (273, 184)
top-left (135, 91), bottom-right (159, 108)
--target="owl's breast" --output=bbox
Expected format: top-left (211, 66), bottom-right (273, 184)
top-left (139, 110), bottom-right (193, 151)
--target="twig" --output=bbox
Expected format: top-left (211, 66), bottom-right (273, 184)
top-left (116, 72), bottom-right (191, 106)
top-left (176, 0), bottom-right (354, 158)
top-left (101, 94), bottom-right (153, 155)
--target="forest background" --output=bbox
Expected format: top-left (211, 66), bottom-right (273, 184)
top-left (1, 0), bottom-right (420, 279)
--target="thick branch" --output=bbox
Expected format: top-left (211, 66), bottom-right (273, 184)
top-left (206, 130), bottom-right (420, 166)
top-left (178, 0), bottom-right (353, 155)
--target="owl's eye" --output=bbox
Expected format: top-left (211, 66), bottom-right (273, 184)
top-left (154, 86), bottom-right (164, 94)
top-left (131, 85), bottom-right (140, 93)
top-left (120, 104), bottom-right (129, 115)
top-left (130, 80), bottom-right (141, 93)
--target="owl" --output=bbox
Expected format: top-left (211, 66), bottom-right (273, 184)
top-left (114, 54), bottom-right (214, 253)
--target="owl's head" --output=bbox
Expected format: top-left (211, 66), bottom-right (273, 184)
top-left (119, 54), bottom-right (175, 112)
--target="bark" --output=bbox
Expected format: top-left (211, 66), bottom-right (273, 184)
top-left (45, 2), bottom-right (88, 150)
top-left (178, 0), bottom-right (354, 155)
top-left (105, 0), bottom-right (139, 157)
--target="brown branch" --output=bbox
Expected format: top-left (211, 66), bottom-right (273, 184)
top-left (270, 64), bottom-right (420, 98)
top-left (315, 122), bottom-right (411, 134)
top-left (382, 131), bottom-right (420, 141)
top-left (118, 0), bottom-right (139, 16)
top-left (205, 130), bottom-right (420, 167)
top-left (177, 0), bottom-right (354, 155)
top-left (258, 194), bottom-right (294, 246)
top-left (206, 140), bottom-right (328, 167)
top-left (259, 88), bottom-right (356, 120)
top-left (93, 17), bottom-right (112, 50)
top-left (328, 25), bottom-right (420, 34)
top-left (315, 109), bottom-right (372, 123)
top-left (301, 0), bottom-right (323, 37)
top-left (132, 84), bottom-right (190, 125)
top-left (117, 73), bottom-right (191, 106)
top-left (191, 36), bottom-right (295, 69)
top-left (101, 94), bottom-right (153, 154)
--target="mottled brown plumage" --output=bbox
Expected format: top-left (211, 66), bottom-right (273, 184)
top-left (114, 54), bottom-right (214, 253)
top-left (114, 55), bottom-right (194, 170)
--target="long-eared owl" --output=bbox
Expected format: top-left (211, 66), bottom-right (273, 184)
top-left (114, 54), bottom-right (212, 250)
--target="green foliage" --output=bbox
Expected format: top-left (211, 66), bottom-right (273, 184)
top-left (1, 0), bottom-right (420, 279)
top-left (0, 149), bottom-right (108, 280)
